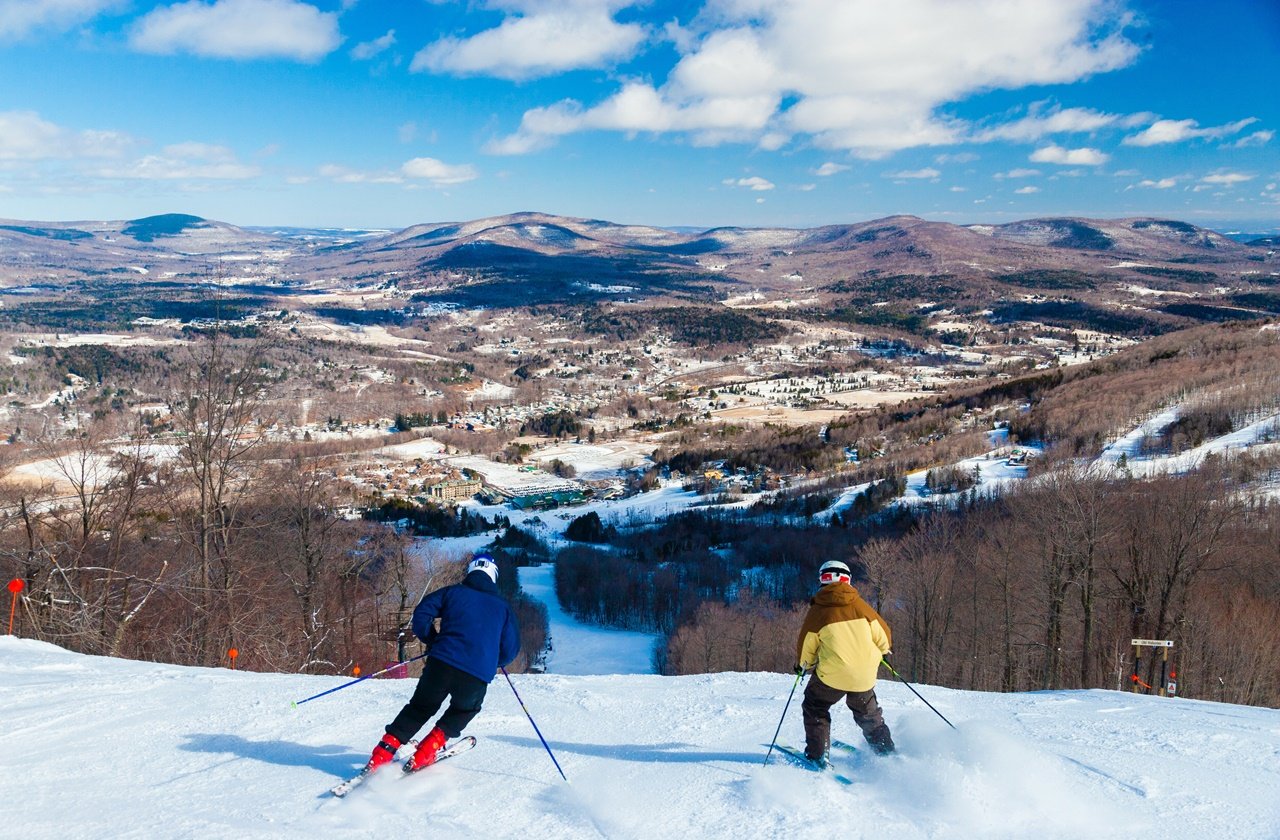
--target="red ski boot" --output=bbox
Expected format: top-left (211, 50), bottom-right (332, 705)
top-left (406, 726), bottom-right (448, 772)
top-left (365, 733), bottom-right (402, 772)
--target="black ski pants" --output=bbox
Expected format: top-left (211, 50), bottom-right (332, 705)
top-left (386, 657), bottom-right (489, 743)
top-left (801, 672), bottom-right (894, 758)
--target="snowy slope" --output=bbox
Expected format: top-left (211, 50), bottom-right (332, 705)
top-left (3, 635), bottom-right (1279, 840)
top-left (518, 564), bottom-right (658, 675)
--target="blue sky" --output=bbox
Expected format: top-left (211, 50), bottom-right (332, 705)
top-left (0, 0), bottom-right (1277, 231)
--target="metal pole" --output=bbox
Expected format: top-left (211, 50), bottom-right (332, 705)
top-left (291, 652), bottom-right (429, 707)
top-left (881, 658), bottom-right (957, 730)
top-left (764, 669), bottom-right (805, 765)
top-left (501, 666), bottom-right (568, 782)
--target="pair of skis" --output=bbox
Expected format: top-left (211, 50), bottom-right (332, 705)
top-left (329, 736), bottom-right (477, 798)
top-left (768, 739), bottom-right (861, 786)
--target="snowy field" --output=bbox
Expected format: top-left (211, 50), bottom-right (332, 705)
top-left (528, 440), bottom-right (656, 480)
top-left (2, 635), bottom-right (1278, 839)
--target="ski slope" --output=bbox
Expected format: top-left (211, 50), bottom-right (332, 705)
top-left (3, 635), bottom-right (1278, 839)
top-left (518, 563), bottom-right (658, 675)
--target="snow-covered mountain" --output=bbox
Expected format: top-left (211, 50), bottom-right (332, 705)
top-left (4, 634), bottom-right (1277, 839)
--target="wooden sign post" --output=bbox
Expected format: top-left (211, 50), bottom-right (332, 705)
top-left (1131, 638), bottom-right (1173, 696)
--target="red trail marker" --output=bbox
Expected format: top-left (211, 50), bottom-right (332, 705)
top-left (6, 578), bottom-right (22, 636)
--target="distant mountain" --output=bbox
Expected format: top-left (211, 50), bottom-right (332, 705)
top-left (0, 213), bottom-right (284, 282)
top-left (0, 211), bottom-right (1274, 336)
top-left (297, 211), bottom-right (1267, 289)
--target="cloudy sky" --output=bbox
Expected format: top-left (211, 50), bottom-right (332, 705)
top-left (1, 0), bottom-right (1277, 230)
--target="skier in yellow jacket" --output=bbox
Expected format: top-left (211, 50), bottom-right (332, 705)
top-left (795, 559), bottom-right (895, 762)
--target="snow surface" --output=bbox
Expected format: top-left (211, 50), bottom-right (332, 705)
top-left (1095, 405), bottom-right (1280, 477)
top-left (518, 564), bottom-right (658, 675)
top-left (3, 635), bottom-right (1278, 839)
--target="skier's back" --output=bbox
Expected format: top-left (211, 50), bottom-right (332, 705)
top-left (796, 559), bottom-right (895, 762)
top-left (364, 552), bottom-right (520, 773)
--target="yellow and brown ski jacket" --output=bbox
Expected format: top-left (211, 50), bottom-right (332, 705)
top-left (796, 582), bottom-right (892, 693)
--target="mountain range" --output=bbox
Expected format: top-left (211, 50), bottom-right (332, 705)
top-left (1, 211), bottom-right (1276, 337)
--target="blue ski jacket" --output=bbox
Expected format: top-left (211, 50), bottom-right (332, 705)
top-left (412, 570), bottom-right (521, 683)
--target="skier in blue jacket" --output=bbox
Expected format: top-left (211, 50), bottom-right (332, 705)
top-left (364, 552), bottom-right (521, 773)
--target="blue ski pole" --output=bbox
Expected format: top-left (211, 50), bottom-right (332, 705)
top-left (501, 666), bottom-right (568, 782)
top-left (291, 652), bottom-right (428, 708)
top-left (764, 668), bottom-right (805, 765)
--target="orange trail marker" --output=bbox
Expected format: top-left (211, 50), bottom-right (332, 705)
top-left (7, 579), bottom-right (23, 636)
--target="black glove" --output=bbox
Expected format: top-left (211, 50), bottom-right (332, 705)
top-left (794, 664), bottom-right (806, 677)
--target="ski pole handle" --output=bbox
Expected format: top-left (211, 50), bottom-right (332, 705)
top-left (291, 652), bottom-right (429, 707)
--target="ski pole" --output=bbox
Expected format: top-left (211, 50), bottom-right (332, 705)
top-left (881, 658), bottom-right (956, 730)
top-left (501, 666), bottom-right (568, 782)
top-left (764, 668), bottom-right (805, 766)
top-left (291, 652), bottom-right (429, 708)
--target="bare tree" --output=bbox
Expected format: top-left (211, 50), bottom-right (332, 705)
top-left (166, 333), bottom-right (270, 664)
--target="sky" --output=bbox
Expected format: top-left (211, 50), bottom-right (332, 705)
top-left (0, 0), bottom-right (1277, 231)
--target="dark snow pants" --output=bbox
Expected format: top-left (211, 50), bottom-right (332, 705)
top-left (802, 673), bottom-right (894, 758)
top-left (386, 657), bottom-right (488, 742)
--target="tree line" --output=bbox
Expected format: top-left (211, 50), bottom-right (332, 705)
top-left (0, 336), bottom-right (547, 677)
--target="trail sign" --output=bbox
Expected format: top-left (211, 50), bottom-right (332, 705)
top-left (1131, 639), bottom-right (1174, 696)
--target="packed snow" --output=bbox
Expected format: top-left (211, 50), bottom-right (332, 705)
top-left (3, 634), bottom-right (1278, 839)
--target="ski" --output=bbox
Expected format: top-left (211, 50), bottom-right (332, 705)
top-left (328, 738), bottom-right (420, 798)
top-left (768, 743), bottom-right (855, 786)
top-left (831, 739), bottom-right (860, 755)
top-left (402, 735), bottom-right (477, 776)
top-left (329, 736), bottom-right (478, 797)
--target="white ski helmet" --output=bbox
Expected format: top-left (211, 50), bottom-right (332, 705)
top-left (468, 553), bottom-right (498, 583)
top-left (818, 560), bottom-right (852, 585)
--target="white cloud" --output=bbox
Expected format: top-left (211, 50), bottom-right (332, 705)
top-left (351, 28), bottom-right (394, 60)
top-left (318, 163), bottom-right (402, 184)
top-left (949, 185), bottom-right (967, 192)
top-left (492, 0), bottom-right (1139, 155)
top-left (401, 157), bottom-right (478, 185)
top-left (0, 0), bottom-right (117, 40)
top-left (814, 161), bottom-right (849, 176)
top-left (757, 132), bottom-right (790, 151)
top-left (0, 110), bottom-right (132, 160)
top-left (1029, 144), bottom-right (1109, 165)
top-left (1200, 172), bottom-right (1253, 186)
top-left (486, 81), bottom-right (778, 154)
top-left (884, 167), bottom-right (940, 179)
top-left (1136, 177), bottom-right (1178, 189)
top-left (1014, 185), bottom-right (1040, 194)
top-left (935, 152), bottom-right (978, 164)
top-left (1233, 130), bottom-right (1273, 148)
top-left (997, 168), bottom-right (1041, 179)
top-left (130, 0), bottom-right (341, 61)
top-left (1122, 117), bottom-right (1257, 147)
top-left (413, 0), bottom-right (646, 80)
top-left (723, 176), bottom-right (774, 191)
top-left (974, 105), bottom-right (1148, 142)
top-left (93, 144), bottom-right (259, 179)
top-left (797, 183), bottom-right (816, 191)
